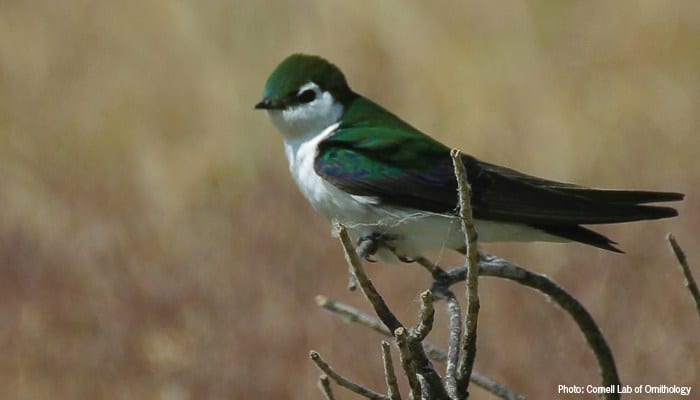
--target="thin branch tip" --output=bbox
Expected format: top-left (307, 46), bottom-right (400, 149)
top-left (310, 349), bottom-right (389, 400)
top-left (667, 233), bottom-right (700, 320)
top-left (316, 295), bottom-right (328, 306)
top-left (414, 290), bottom-right (436, 341)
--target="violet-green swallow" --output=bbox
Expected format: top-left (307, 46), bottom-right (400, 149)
top-left (255, 54), bottom-right (683, 262)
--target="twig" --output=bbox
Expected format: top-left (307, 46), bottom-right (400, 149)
top-left (667, 234), bottom-right (700, 320)
top-left (316, 295), bottom-right (524, 400)
top-left (336, 224), bottom-right (449, 399)
top-left (336, 223), bottom-right (403, 332)
top-left (310, 351), bottom-right (389, 400)
top-left (477, 254), bottom-right (620, 400)
top-left (444, 292), bottom-right (462, 399)
top-left (381, 341), bottom-right (402, 400)
top-left (416, 256), bottom-right (447, 279)
top-left (418, 375), bottom-right (431, 400)
top-left (316, 295), bottom-right (391, 336)
top-left (422, 253), bottom-right (620, 398)
top-left (469, 373), bottom-right (525, 400)
top-left (416, 258), bottom-right (525, 400)
top-left (318, 375), bottom-right (336, 400)
top-left (395, 327), bottom-right (422, 399)
top-left (451, 149), bottom-right (481, 398)
top-left (413, 290), bottom-right (435, 341)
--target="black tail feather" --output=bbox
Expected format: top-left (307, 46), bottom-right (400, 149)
top-left (561, 188), bottom-right (684, 205)
top-left (536, 224), bottom-right (624, 253)
top-left (600, 203), bottom-right (679, 222)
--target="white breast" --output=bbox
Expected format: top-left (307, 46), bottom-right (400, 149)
top-left (283, 123), bottom-right (378, 221)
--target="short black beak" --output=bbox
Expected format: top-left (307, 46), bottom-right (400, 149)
top-left (254, 98), bottom-right (284, 110)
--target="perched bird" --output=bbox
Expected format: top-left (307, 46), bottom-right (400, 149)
top-left (255, 54), bottom-right (683, 262)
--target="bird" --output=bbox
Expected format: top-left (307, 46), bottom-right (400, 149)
top-left (255, 54), bottom-right (683, 263)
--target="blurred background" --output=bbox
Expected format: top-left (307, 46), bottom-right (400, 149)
top-left (1, 1), bottom-right (698, 398)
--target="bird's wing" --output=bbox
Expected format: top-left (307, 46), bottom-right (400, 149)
top-left (315, 124), bottom-right (463, 213)
top-left (477, 161), bottom-right (684, 205)
top-left (315, 124), bottom-right (681, 225)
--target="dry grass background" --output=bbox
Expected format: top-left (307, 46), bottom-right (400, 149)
top-left (1, 1), bottom-right (698, 399)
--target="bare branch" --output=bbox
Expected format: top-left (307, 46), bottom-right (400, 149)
top-left (469, 373), bottom-right (526, 400)
top-left (316, 295), bottom-right (391, 336)
top-left (451, 148), bottom-right (481, 397)
top-left (416, 256), bottom-right (448, 279)
top-left (478, 254), bottom-right (620, 400)
top-left (317, 375), bottom-right (336, 400)
top-left (418, 375), bottom-right (431, 400)
top-left (335, 224), bottom-right (450, 399)
top-left (413, 290), bottom-right (435, 341)
top-left (667, 233), bottom-right (700, 320)
top-left (310, 351), bottom-right (389, 400)
top-left (444, 292), bottom-right (462, 399)
top-left (381, 341), bottom-right (402, 400)
top-left (316, 295), bottom-right (523, 400)
top-left (395, 327), bottom-right (422, 399)
top-left (336, 223), bottom-right (403, 332)
top-left (423, 252), bottom-right (619, 399)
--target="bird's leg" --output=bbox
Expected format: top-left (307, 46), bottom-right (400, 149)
top-left (350, 233), bottom-right (386, 291)
top-left (355, 232), bottom-right (405, 262)
top-left (355, 233), bottom-right (382, 262)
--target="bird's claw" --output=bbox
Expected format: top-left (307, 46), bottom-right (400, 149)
top-left (356, 235), bottom-right (381, 260)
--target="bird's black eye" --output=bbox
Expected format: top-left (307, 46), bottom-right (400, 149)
top-left (297, 89), bottom-right (316, 104)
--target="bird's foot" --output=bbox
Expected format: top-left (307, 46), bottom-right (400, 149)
top-left (356, 234), bottom-right (381, 262)
top-left (355, 232), bottom-right (405, 262)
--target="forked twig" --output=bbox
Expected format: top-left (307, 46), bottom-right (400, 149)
top-left (422, 254), bottom-right (620, 400)
top-left (336, 224), bottom-right (450, 399)
top-left (316, 295), bottom-right (524, 399)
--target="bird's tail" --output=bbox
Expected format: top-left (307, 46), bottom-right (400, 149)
top-left (558, 188), bottom-right (684, 206)
top-left (557, 188), bottom-right (683, 223)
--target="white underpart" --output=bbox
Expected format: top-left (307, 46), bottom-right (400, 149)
top-left (266, 84), bottom-right (564, 262)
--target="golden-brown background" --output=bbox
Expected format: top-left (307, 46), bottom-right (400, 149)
top-left (1, 1), bottom-right (698, 398)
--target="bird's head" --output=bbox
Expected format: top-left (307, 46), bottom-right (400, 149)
top-left (255, 54), bottom-right (355, 139)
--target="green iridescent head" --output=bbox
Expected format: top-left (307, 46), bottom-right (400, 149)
top-left (255, 54), bottom-right (354, 110)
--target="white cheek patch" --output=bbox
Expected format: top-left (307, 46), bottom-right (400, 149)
top-left (272, 88), bottom-right (344, 140)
